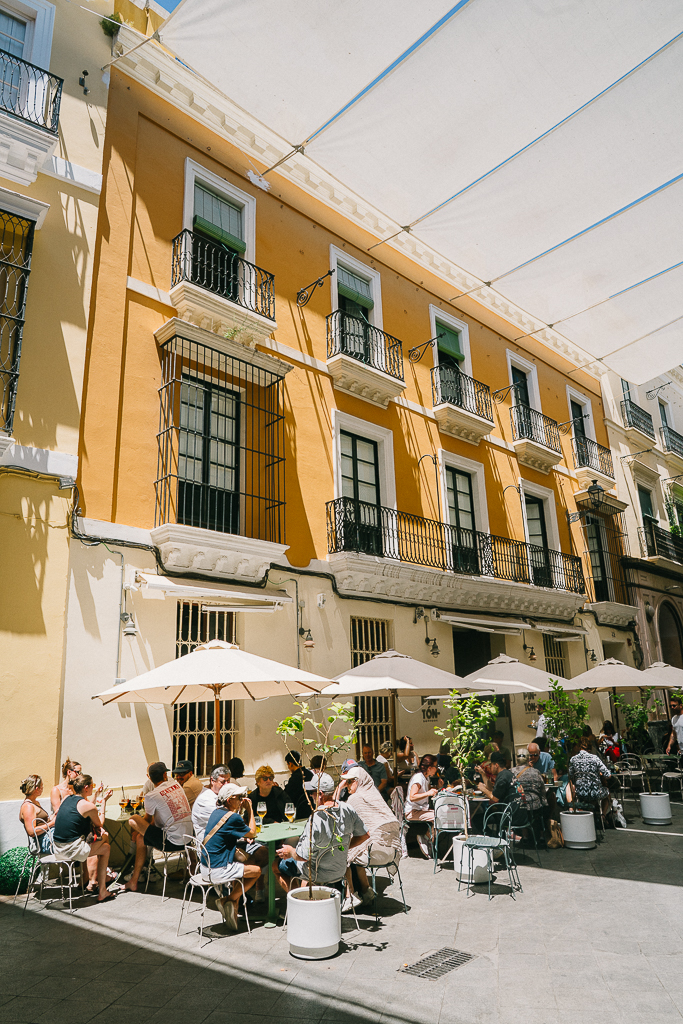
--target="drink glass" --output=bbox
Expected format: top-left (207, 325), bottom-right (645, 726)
top-left (254, 815), bottom-right (262, 834)
top-left (285, 802), bottom-right (295, 822)
top-left (257, 801), bottom-right (267, 819)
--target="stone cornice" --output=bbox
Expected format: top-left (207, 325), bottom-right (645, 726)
top-left (116, 26), bottom-right (603, 381)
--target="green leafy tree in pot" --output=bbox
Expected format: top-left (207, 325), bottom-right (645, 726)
top-left (433, 691), bottom-right (499, 793)
top-left (540, 679), bottom-right (591, 775)
top-left (277, 699), bottom-right (358, 899)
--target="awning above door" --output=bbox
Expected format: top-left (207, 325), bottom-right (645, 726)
top-left (135, 573), bottom-right (292, 612)
top-left (437, 613), bottom-right (527, 635)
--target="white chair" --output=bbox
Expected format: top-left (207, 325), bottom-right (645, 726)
top-left (145, 827), bottom-right (191, 901)
top-left (365, 821), bottom-right (407, 914)
top-left (14, 833), bottom-right (60, 915)
top-left (51, 839), bottom-right (90, 914)
top-left (659, 756), bottom-right (683, 798)
top-left (177, 836), bottom-right (251, 943)
top-left (432, 793), bottom-right (469, 873)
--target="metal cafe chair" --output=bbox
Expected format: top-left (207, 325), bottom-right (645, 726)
top-left (432, 792), bottom-right (469, 873)
top-left (177, 836), bottom-right (251, 944)
top-left (660, 756), bottom-right (683, 799)
top-left (460, 804), bottom-right (521, 901)
top-left (613, 755), bottom-right (645, 798)
top-left (14, 833), bottom-right (61, 915)
top-left (144, 827), bottom-right (190, 902)
top-left (365, 821), bottom-right (408, 914)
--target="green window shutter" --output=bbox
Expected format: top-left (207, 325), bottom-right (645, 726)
top-left (192, 215), bottom-right (246, 254)
top-left (436, 323), bottom-right (464, 362)
top-left (337, 266), bottom-right (374, 310)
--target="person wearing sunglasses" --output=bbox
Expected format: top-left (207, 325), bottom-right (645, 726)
top-left (248, 765), bottom-right (286, 824)
top-left (191, 765), bottom-right (231, 843)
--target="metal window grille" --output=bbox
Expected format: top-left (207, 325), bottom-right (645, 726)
top-left (579, 505), bottom-right (630, 605)
top-left (0, 46), bottom-right (62, 132)
top-left (173, 600), bottom-right (237, 775)
top-left (351, 616), bottom-right (391, 753)
top-left (543, 634), bottom-right (567, 678)
top-left (0, 210), bottom-right (33, 434)
top-left (156, 335), bottom-right (286, 542)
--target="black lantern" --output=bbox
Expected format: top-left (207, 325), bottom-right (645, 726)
top-left (587, 479), bottom-right (604, 509)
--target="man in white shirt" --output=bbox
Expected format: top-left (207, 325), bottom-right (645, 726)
top-left (666, 696), bottom-right (683, 754)
top-left (529, 704), bottom-right (547, 739)
top-left (125, 761), bottom-right (193, 891)
top-left (192, 765), bottom-right (231, 842)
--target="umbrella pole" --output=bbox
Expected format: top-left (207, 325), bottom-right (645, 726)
top-left (390, 689), bottom-right (398, 772)
top-left (213, 688), bottom-right (221, 765)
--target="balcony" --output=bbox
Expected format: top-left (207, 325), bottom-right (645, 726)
top-left (326, 496), bottom-right (586, 616)
top-left (431, 365), bottom-right (493, 445)
top-left (571, 436), bottom-right (615, 490)
top-left (621, 398), bottom-right (655, 441)
top-left (510, 406), bottom-right (563, 474)
top-left (0, 49), bottom-right (63, 185)
top-left (326, 309), bottom-right (405, 407)
top-left (169, 229), bottom-right (276, 347)
top-left (640, 519), bottom-right (683, 568)
top-left (661, 424), bottom-right (683, 473)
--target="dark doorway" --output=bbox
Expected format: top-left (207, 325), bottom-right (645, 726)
top-left (453, 629), bottom-right (491, 677)
top-left (659, 602), bottom-right (683, 669)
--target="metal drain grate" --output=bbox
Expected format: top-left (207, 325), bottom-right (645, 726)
top-left (398, 947), bottom-right (476, 979)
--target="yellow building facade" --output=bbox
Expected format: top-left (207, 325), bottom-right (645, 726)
top-left (50, 19), bottom-right (641, 805)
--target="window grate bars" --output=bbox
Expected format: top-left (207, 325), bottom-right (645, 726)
top-left (510, 405), bottom-right (561, 453)
top-left (173, 601), bottom-right (237, 774)
top-left (0, 209), bottom-right (33, 434)
top-left (171, 229), bottom-right (275, 321)
top-left (621, 398), bottom-right (655, 439)
top-left (326, 309), bottom-right (404, 381)
top-left (351, 616), bottom-right (391, 755)
top-left (0, 47), bottom-right (62, 132)
top-left (661, 424), bottom-right (683, 460)
top-left (155, 335), bottom-right (286, 543)
top-left (571, 436), bottom-right (615, 479)
top-left (543, 634), bottom-right (567, 678)
top-left (431, 364), bottom-right (493, 421)
top-left (398, 948), bottom-right (476, 979)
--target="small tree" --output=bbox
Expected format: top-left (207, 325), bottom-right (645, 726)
top-left (540, 679), bottom-right (591, 774)
top-left (276, 699), bottom-right (358, 897)
top-left (612, 687), bottom-right (662, 764)
top-left (433, 691), bottom-right (499, 792)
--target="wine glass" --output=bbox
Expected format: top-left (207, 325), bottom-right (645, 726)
top-left (257, 800), bottom-right (267, 820)
top-left (285, 801), bottom-right (295, 823)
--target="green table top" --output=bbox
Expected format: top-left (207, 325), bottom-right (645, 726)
top-left (258, 820), bottom-right (306, 844)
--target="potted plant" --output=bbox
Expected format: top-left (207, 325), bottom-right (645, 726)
top-left (433, 691), bottom-right (499, 880)
top-left (276, 699), bottom-right (358, 959)
top-left (540, 680), bottom-right (598, 848)
top-left (613, 687), bottom-right (671, 825)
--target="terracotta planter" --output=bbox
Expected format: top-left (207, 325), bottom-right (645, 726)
top-left (560, 809), bottom-right (596, 849)
top-left (286, 886), bottom-right (341, 960)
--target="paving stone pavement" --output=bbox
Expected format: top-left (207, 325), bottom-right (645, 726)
top-left (2, 798), bottom-right (683, 1024)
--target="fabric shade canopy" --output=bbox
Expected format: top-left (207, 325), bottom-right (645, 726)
top-left (159, 0), bottom-right (683, 383)
top-left (566, 657), bottom-right (676, 692)
top-left (641, 661), bottom-right (683, 689)
top-left (462, 654), bottom-right (567, 692)
top-left (326, 649), bottom-right (465, 698)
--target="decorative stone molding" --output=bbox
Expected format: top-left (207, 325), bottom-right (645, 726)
top-left (329, 551), bottom-right (586, 618)
top-left (433, 403), bottom-right (492, 446)
top-left (663, 448), bottom-right (683, 477)
top-left (169, 280), bottom-right (277, 349)
top-left (151, 523), bottom-right (289, 583)
top-left (154, 317), bottom-right (291, 378)
top-left (573, 465), bottom-right (617, 494)
top-left (573, 486), bottom-right (627, 513)
top-left (0, 433), bottom-right (15, 459)
top-left (512, 437), bottom-right (563, 475)
top-left (326, 352), bottom-right (405, 408)
top-left (0, 112), bottom-right (58, 187)
top-left (586, 601), bottom-right (638, 628)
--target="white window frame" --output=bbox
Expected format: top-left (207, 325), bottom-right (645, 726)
top-left (520, 478), bottom-right (560, 551)
top-left (634, 477), bottom-right (659, 525)
top-left (429, 305), bottom-right (472, 379)
top-left (332, 409), bottom-right (395, 510)
top-left (658, 396), bottom-right (673, 433)
top-left (438, 448), bottom-right (488, 533)
top-left (329, 244), bottom-right (383, 330)
top-left (0, 0), bottom-right (54, 69)
top-left (183, 158), bottom-right (256, 264)
top-left (506, 350), bottom-right (541, 412)
top-left (566, 385), bottom-right (596, 441)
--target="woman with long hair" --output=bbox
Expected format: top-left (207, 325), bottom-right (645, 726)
top-left (405, 753), bottom-right (439, 858)
top-left (19, 775), bottom-right (56, 853)
top-left (50, 757), bottom-right (82, 813)
top-left (53, 774), bottom-right (114, 902)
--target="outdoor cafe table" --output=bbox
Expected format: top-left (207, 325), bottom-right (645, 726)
top-left (257, 819), bottom-right (305, 927)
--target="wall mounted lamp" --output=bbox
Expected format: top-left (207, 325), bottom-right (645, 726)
top-left (523, 642), bottom-right (537, 662)
top-left (567, 479), bottom-right (605, 523)
top-left (298, 627), bottom-right (315, 650)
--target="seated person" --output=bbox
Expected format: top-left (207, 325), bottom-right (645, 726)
top-left (201, 783), bottom-right (261, 931)
top-left (53, 773), bottom-right (113, 902)
top-left (528, 741), bottom-right (557, 778)
top-left (342, 765), bottom-right (400, 910)
top-left (227, 757), bottom-right (245, 781)
top-left (599, 721), bottom-right (622, 761)
top-left (192, 765), bottom-right (231, 842)
top-left (249, 765), bottom-right (286, 823)
top-left (492, 731), bottom-right (512, 769)
top-left (476, 748), bottom-right (498, 790)
top-left (437, 753), bottom-right (460, 787)
top-left (284, 750), bottom-right (314, 819)
top-left (376, 741), bottom-right (395, 787)
top-left (172, 760), bottom-right (204, 807)
top-left (395, 736), bottom-right (418, 779)
top-left (581, 725), bottom-right (600, 756)
top-left (19, 774), bottom-right (56, 854)
top-left (476, 752), bottom-right (517, 806)
top-left (273, 775), bottom-right (368, 892)
top-left (359, 745), bottom-right (388, 792)
top-left (125, 761), bottom-right (193, 891)
top-left (568, 738), bottom-right (612, 818)
top-left (404, 754), bottom-right (439, 858)
top-left (513, 748), bottom-right (551, 837)
top-left (51, 757), bottom-right (82, 812)
top-left (304, 755), bottom-right (335, 797)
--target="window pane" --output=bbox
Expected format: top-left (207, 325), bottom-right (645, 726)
top-left (0, 12), bottom-right (26, 57)
top-left (194, 183), bottom-right (243, 241)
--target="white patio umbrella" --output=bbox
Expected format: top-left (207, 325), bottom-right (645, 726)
top-left (642, 662), bottom-right (683, 690)
top-left (93, 640), bottom-right (332, 757)
top-left (567, 657), bottom-right (661, 692)
top-left (462, 654), bottom-right (568, 694)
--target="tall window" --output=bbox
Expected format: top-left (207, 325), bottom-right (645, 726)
top-left (543, 634), bottom-right (567, 678)
top-left (191, 183), bottom-right (245, 303)
top-left (0, 210), bottom-right (33, 434)
top-left (659, 603), bottom-right (683, 669)
top-left (337, 265), bottom-right (374, 361)
top-left (659, 401), bottom-right (670, 428)
top-left (584, 513), bottom-right (611, 602)
top-left (173, 601), bottom-right (236, 774)
top-left (435, 321), bottom-right (465, 405)
top-left (339, 430), bottom-right (382, 555)
top-left (351, 617), bottom-right (391, 753)
top-left (446, 466), bottom-right (477, 573)
top-left (638, 485), bottom-right (655, 522)
top-left (512, 365), bottom-right (531, 407)
top-left (525, 495), bottom-right (551, 587)
top-left (0, 11), bottom-right (26, 115)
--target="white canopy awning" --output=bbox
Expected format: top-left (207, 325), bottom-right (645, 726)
top-left (136, 573), bottom-right (291, 612)
top-left (159, 0), bottom-right (683, 384)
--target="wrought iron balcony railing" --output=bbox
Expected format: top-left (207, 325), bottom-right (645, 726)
top-left (326, 496), bottom-right (585, 594)
top-left (661, 424), bottom-right (683, 460)
top-left (431, 364), bottom-right (493, 421)
top-left (510, 405), bottom-right (561, 453)
top-left (0, 48), bottom-right (62, 132)
top-left (621, 398), bottom-right (655, 439)
top-left (326, 309), bottom-right (404, 381)
top-left (640, 519), bottom-right (683, 566)
top-left (571, 436), bottom-right (615, 479)
top-left (171, 229), bottom-right (276, 321)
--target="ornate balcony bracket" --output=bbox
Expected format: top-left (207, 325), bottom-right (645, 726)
top-left (151, 523), bottom-right (289, 584)
top-left (585, 601), bottom-right (638, 629)
top-left (169, 280), bottom-right (277, 349)
top-left (512, 436), bottom-right (563, 474)
top-left (433, 402), bottom-right (492, 445)
top-left (327, 351), bottom-right (405, 408)
top-left (0, 110), bottom-right (59, 186)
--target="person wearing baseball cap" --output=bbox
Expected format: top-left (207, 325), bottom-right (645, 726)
top-left (172, 760), bottom-right (203, 807)
top-left (200, 782), bottom-right (261, 931)
top-left (125, 761), bottom-right (193, 892)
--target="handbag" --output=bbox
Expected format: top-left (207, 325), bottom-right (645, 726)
top-left (547, 819), bottom-right (564, 848)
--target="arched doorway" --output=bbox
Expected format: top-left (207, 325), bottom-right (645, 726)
top-left (659, 602), bottom-right (683, 668)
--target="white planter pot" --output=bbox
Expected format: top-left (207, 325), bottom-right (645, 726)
top-left (560, 810), bottom-right (596, 849)
top-left (286, 886), bottom-right (341, 960)
top-left (452, 837), bottom-right (491, 883)
top-left (640, 791), bottom-right (672, 825)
